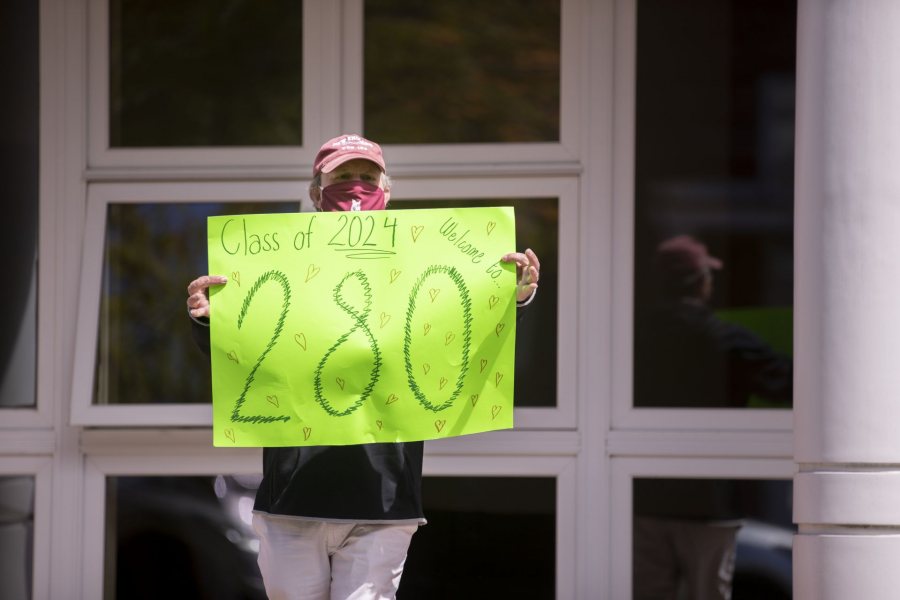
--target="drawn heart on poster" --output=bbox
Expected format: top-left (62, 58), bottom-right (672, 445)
top-left (423, 363), bottom-right (431, 375)
top-left (429, 288), bottom-right (440, 302)
top-left (305, 264), bottom-right (321, 282)
top-left (495, 372), bottom-right (504, 387)
top-left (480, 358), bottom-right (488, 373)
top-left (491, 405), bottom-right (502, 419)
top-left (470, 394), bottom-right (480, 406)
top-left (376, 420), bottom-right (383, 430)
top-left (380, 312), bottom-right (391, 328)
top-left (386, 393), bottom-right (399, 405)
top-left (390, 269), bottom-right (402, 283)
top-left (231, 271), bottom-right (241, 286)
top-left (486, 221), bottom-right (496, 235)
top-left (424, 323), bottom-right (432, 335)
top-left (439, 377), bottom-right (448, 390)
top-left (224, 429), bottom-right (236, 443)
top-left (303, 427), bottom-right (312, 441)
top-left (294, 333), bottom-right (307, 350)
top-left (444, 332), bottom-right (455, 345)
top-left (226, 351), bottom-right (239, 364)
top-left (411, 225), bottom-right (424, 242)
top-left (489, 295), bottom-right (499, 309)
top-left (266, 395), bottom-right (279, 407)
top-left (434, 420), bottom-right (446, 433)
top-left (336, 377), bottom-right (345, 390)
top-left (495, 322), bottom-right (505, 336)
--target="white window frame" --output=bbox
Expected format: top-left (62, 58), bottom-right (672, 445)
top-left (71, 178), bottom-right (575, 429)
top-left (80, 428), bottom-right (577, 600)
top-left (609, 0), bottom-right (793, 432)
top-left (86, 0), bottom-right (326, 169)
top-left (609, 455), bottom-right (795, 599)
top-left (70, 182), bottom-right (306, 426)
top-left (0, 457), bottom-right (53, 600)
top-left (86, 0), bottom-right (582, 176)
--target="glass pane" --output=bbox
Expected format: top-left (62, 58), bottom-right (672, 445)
top-left (0, 0), bottom-right (38, 409)
top-left (632, 0), bottom-right (796, 409)
top-left (395, 199), bottom-right (558, 408)
top-left (0, 476), bottom-right (35, 600)
top-left (364, 0), bottom-right (561, 144)
top-left (633, 477), bottom-right (793, 600)
top-left (105, 475), bottom-right (266, 599)
top-left (95, 202), bottom-right (298, 405)
top-left (400, 476), bottom-right (555, 598)
top-left (106, 475), bottom-right (553, 599)
top-left (109, 0), bottom-right (303, 147)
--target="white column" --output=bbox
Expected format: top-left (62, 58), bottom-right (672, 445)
top-left (795, 1), bottom-right (900, 597)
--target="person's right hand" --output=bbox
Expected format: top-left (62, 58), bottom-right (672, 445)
top-left (186, 275), bottom-right (228, 319)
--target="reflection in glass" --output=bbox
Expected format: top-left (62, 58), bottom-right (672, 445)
top-left (105, 475), bottom-right (266, 600)
top-left (395, 199), bottom-right (558, 408)
top-left (364, 0), bottom-right (560, 144)
top-left (632, 0), bottom-right (796, 409)
top-left (0, 476), bottom-right (35, 600)
top-left (95, 202), bottom-right (298, 405)
top-left (633, 478), bottom-right (793, 600)
top-left (106, 475), bottom-right (554, 600)
top-left (110, 0), bottom-right (303, 147)
top-left (0, 0), bottom-right (38, 408)
top-left (401, 476), bottom-right (556, 598)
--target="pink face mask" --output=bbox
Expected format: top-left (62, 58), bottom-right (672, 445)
top-left (319, 181), bottom-right (386, 212)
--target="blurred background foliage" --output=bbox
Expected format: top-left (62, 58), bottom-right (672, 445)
top-left (364, 0), bottom-right (560, 144)
top-left (110, 0), bottom-right (303, 146)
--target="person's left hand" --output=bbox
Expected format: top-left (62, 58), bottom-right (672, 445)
top-left (501, 248), bottom-right (541, 302)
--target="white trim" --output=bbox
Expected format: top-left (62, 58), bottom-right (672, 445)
top-left (79, 427), bottom-right (580, 457)
top-left (608, 0), bottom-right (792, 434)
top-left (577, 0), bottom-right (617, 594)
top-left (608, 430), bottom-right (793, 459)
top-left (0, 431), bottom-right (55, 455)
top-left (609, 456), bottom-right (796, 599)
top-left (341, 0), bottom-right (364, 135)
top-left (0, 457), bottom-right (53, 600)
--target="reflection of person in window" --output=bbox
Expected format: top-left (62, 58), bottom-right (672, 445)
top-left (185, 134), bottom-right (541, 600)
top-left (632, 235), bottom-right (792, 600)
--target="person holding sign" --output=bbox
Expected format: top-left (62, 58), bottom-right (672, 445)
top-left (187, 134), bottom-right (540, 600)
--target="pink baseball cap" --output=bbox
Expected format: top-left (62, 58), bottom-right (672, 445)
top-left (656, 235), bottom-right (723, 276)
top-left (312, 134), bottom-right (386, 176)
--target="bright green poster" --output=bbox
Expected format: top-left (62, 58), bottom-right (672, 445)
top-left (208, 207), bottom-right (517, 447)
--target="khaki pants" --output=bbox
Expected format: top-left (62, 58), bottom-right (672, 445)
top-left (633, 516), bottom-right (740, 600)
top-left (253, 512), bottom-right (418, 600)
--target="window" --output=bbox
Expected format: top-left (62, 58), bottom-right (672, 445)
top-left (95, 201), bottom-right (298, 406)
top-left (0, 476), bottom-right (35, 600)
top-left (631, 0), bottom-right (796, 411)
top-left (363, 0), bottom-right (560, 144)
top-left (0, 0), bottom-right (38, 409)
top-left (402, 476), bottom-right (556, 597)
top-left (103, 474), bottom-right (556, 599)
top-left (633, 477), bottom-right (793, 599)
top-left (109, 0), bottom-right (303, 147)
